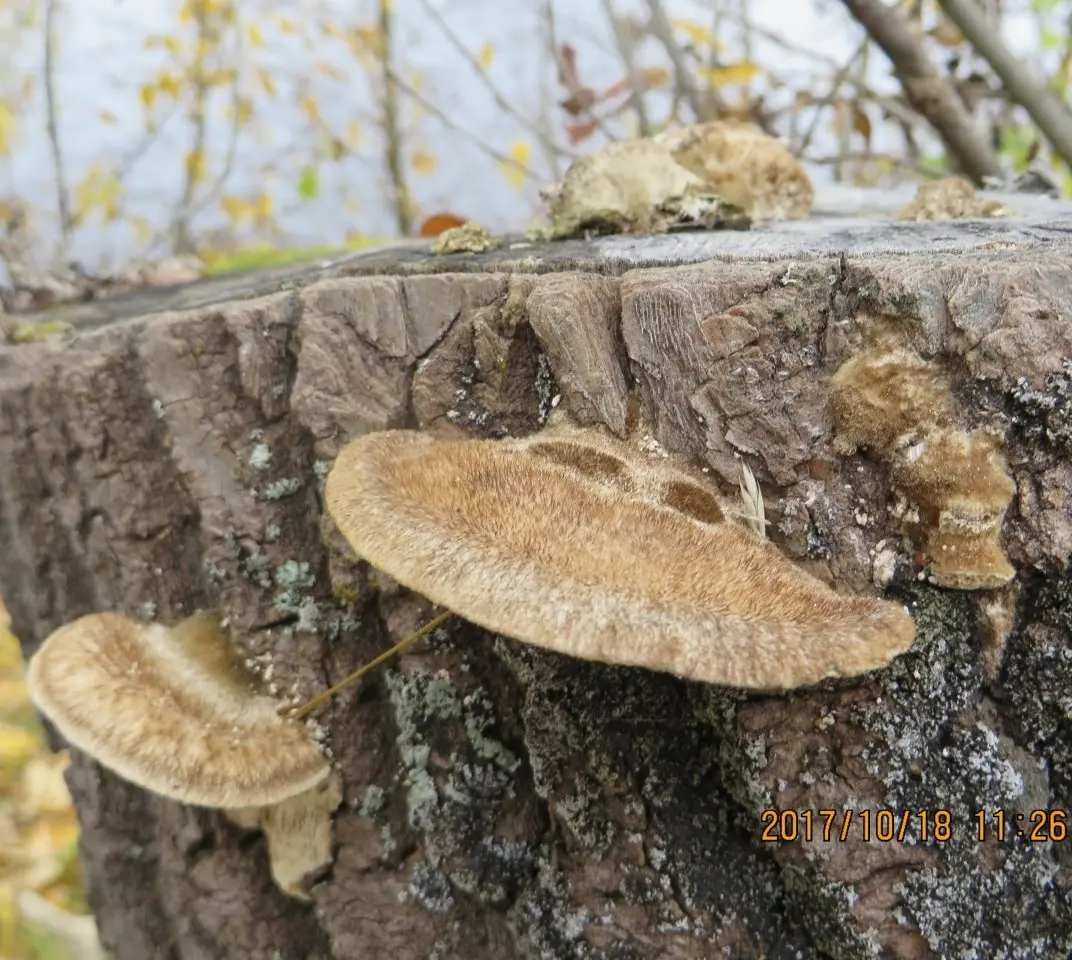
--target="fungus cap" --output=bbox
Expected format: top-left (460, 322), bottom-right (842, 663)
top-left (325, 426), bottom-right (917, 690)
top-left (27, 612), bottom-right (331, 808)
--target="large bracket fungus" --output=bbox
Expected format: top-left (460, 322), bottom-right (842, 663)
top-left (324, 421), bottom-right (916, 690)
top-left (26, 611), bottom-right (340, 900)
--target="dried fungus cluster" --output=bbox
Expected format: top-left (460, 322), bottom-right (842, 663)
top-left (27, 415), bottom-right (922, 908)
top-left (542, 120), bottom-right (813, 238)
top-left (830, 341), bottom-right (1017, 590)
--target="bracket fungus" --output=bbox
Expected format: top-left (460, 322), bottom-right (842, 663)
top-left (225, 773), bottom-right (343, 900)
top-left (830, 342), bottom-right (1017, 590)
top-left (325, 424), bottom-right (916, 690)
top-left (27, 611), bottom-right (338, 899)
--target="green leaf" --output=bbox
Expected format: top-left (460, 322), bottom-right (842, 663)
top-left (297, 165), bottom-right (319, 199)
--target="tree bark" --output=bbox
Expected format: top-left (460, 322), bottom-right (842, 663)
top-left (2, 197), bottom-right (1072, 959)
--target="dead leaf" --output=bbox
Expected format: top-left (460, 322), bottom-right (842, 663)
top-left (853, 103), bottom-right (872, 145)
top-left (419, 213), bottom-right (468, 237)
top-left (701, 60), bottom-right (761, 87)
top-left (566, 119), bottom-right (599, 145)
top-left (559, 89), bottom-right (597, 116)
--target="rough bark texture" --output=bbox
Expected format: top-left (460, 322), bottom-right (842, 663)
top-left (2, 199), bottom-right (1072, 960)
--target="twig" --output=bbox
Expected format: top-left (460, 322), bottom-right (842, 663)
top-left (938, 0), bottom-right (1072, 172)
top-left (43, 0), bottom-right (72, 250)
top-left (286, 611), bottom-right (452, 720)
top-left (386, 66), bottom-right (541, 182)
top-left (796, 37), bottom-right (870, 158)
top-left (378, 0), bottom-right (414, 236)
top-left (541, 0), bottom-right (619, 143)
top-left (414, 0), bottom-right (573, 172)
top-left (839, 0), bottom-right (1001, 183)
top-left (172, 0), bottom-right (213, 253)
top-left (600, 0), bottom-right (653, 136)
top-left (535, 8), bottom-right (565, 180)
top-left (643, 0), bottom-right (717, 121)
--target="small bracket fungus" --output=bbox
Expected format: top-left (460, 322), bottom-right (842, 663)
top-left (226, 774), bottom-right (343, 900)
top-left (26, 612), bottom-right (331, 808)
top-left (830, 342), bottom-right (1017, 590)
top-left (325, 423), bottom-right (916, 690)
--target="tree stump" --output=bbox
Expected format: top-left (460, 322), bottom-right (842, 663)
top-left (2, 194), bottom-right (1072, 959)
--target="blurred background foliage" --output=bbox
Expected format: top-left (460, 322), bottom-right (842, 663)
top-left (0, 0), bottom-right (1071, 284)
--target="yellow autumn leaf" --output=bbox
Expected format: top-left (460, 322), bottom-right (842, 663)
top-left (0, 885), bottom-right (18, 957)
top-left (478, 42), bottom-right (494, 69)
top-left (0, 101), bottom-right (15, 156)
top-left (158, 72), bottom-right (181, 98)
top-left (299, 95), bottom-right (320, 121)
top-left (72, 164), bottom-right (122, 223)
top-left (185, 148), bottom-right (205, 183)
top-left (252, 191), bottom-right (274, 222)
top-left (0, 679), bottom-right (28, 714)
top-left (0, 723), bottom-right (39, 771)
top-left (246, 22), bottom-right (264, 48)
top-left (0, 613), bottom-right (20, 672)
top-left (497, 140), bottom-right (531, 192)
top-left (221, 194), bottom-right (250, 223)
top-left (411, 150), bottom-right (436, 175)
top-left (139, 83), bottom-right (157, 110)
top-left (257, 67), bottom-right (277, 97)
top-left (701, 60), bottom-right (762, 87)
top-left (671, 17), bottom-right (718, 49)
top-left (315, 60), bottom-right (348, 82)
top-left (17, 753), bottom-right (72, 817)
top-left (131, 215), bottom-right (153, 244)
top-left (235, 96), bottom-right (254, 125)
top-left (277, 15), bottom-right (297, 34)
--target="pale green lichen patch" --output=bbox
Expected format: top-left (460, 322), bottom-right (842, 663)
top-left (1008, 359), bottom-right (1072, 454)
top-left (248, 443), bottom-right (272, 471)
top-left (381, 651), bottom-right (542, 914)
top-left (261, 477), bottom-right (304, 500)
top-left (359, 784), bottom-right (386, 818)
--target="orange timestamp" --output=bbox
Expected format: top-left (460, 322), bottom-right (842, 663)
top-left (760, 808), bottom-right (1069, 844)
top-left (760, 808), bottom-right (956, 843)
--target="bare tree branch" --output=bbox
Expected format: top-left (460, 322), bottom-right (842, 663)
top-left (414, 0), bottom-right (573, 175)
top-left (385, 67), bottom-right (541, 184)
top-left (840, 0), bottom-right (1002, 183)
top-left (378, 0), bottom-right (414, 236)
top-left (541, 0), bottom-right (619, 143)
top-left (43, 0), bottom-right (72, 252)
top-left (938, 0), bottom-right (1072, 172)
top-left (642, 0), bottom-right (717, 122)
top-left (599, 0), bottom-right (653, 136)
top-left (171, 0), bottom-right (213, 253)
top-left (796, 38), bottom-right (870, 158)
